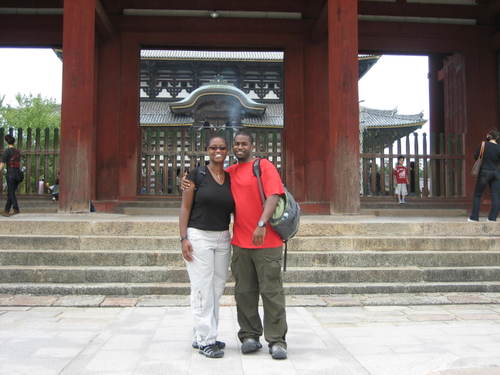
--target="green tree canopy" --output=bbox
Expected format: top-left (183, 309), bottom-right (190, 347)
top-left (0, 93), bottom-right (60, 130)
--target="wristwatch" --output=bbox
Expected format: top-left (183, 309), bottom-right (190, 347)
top-left (180, 236), bottom-right (188, 242)
top-left (257, 220), bottom-right (266, 228)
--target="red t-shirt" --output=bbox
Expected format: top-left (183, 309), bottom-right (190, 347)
top-left (226, 158), bottom-right (285, 249)
top-left (393, 165), bottom-right (408, 184)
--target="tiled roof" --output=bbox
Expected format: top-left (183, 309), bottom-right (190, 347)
top-left (360, 107), bottom-right (426, 128)
top-left (140, 101), bottom-right (192, 126)
top-left (140, 101), bottom-right (284, 127)
top-left (141, 102), bottom-right (425, 129)
top-left (141, 50), bottom-right (284, 62)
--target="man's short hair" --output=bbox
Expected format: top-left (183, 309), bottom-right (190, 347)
top-left (234, 130), bottom-right (254, 144)
top-left (4, 135), bottom-right (15, 145)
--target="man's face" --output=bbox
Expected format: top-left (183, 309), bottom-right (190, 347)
top-left (233, 134), bottom-right (253, 162)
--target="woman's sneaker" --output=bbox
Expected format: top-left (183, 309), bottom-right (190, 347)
top-left (199, 343), bottom-right (224, 358)
top-left (192, 340), bottom-right (225, 349)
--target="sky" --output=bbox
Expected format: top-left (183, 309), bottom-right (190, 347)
top-left (0, 48), bottom-right (62, 106)
top-left (0, 48), bottom-right (430, 133)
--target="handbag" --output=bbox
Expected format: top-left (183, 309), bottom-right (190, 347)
top-left (471, 141), bottom-right (485, 176)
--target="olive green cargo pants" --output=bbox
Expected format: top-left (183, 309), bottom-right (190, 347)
top-left (231, 245), bottom-right (287, 347)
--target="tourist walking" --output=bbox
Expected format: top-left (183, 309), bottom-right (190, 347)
top-left (0, 135), bottom-right (23, 217)
top-left (179, 135), bottom-right (234, 358)
top-left (469, 129), bottom-right (500, 222)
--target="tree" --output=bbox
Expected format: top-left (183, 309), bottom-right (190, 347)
top-left (0, 93), bottom-right (60, 130)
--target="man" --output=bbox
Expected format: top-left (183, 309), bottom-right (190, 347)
top-left (0, 135), bottom-right (22, 217)
top-left (182, 130), bottom-right (288, 360)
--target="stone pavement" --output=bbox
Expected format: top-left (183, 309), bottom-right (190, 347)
top-left (1, 294), bottom-right (500, 375)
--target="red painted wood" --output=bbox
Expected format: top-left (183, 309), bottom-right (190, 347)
top-left (464, 48), bottom-right (498, 199)
top-left (0, 15), bottom-right (62, 46)
top-left (283, 42), bottom-right (306, 201)
top-left (359, 2), bottom-right (480, 20)
top-left (328, 0), bottom-right (360, 214)
top-left (95, 35), bottom-right (121, 200)
top-left (59, 0), bottom-right (97, 212)
top-left (428, 55), bottom-right (445, 136)
top-left (117, 34), bottom-right (140, 200)
top-left (359, 21), bottom-right (492, 54)
top-left (304, 37), bottom-right (329, 203)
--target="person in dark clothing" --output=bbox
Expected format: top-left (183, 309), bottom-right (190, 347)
top-left (469, 129), bottom-right (500, 222)
top-left (0, 135), bottom-right (22, 217)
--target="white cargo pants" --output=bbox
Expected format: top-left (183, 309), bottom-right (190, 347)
top-left (186, 227), bottom-right (231, 347)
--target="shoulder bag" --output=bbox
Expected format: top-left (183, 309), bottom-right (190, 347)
top-left (471, 141), bottom-right (485, 176)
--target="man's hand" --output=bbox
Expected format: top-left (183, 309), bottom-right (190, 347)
top-left (252, 226), bottom-right (266, 246)
top-left (181, 239), bottom-right (194, 261)
top-left (180, 171), bottom-right (195, 192)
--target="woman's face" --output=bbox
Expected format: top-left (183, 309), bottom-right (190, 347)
top-left (207, 137), bottom-right (228, 163)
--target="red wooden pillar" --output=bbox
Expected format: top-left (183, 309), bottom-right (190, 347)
top-left (60, 0), bottom-right (97, 212)
top-left (327, 0), bottom-right (360, 214)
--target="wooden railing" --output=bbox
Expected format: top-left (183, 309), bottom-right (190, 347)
top-left (360, 132), bottom-right (465, 198)
top-left (0, 127), bottom-right (60, 195)
top-left (139, 126), bottom-right (283, 195)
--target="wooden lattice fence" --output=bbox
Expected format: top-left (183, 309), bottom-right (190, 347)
top-left (0, 127), bottom-right (59, 195)
top-left (139, 126), bottom-right (283, 195)
top-left (360, 132), bottom-right (465, 198)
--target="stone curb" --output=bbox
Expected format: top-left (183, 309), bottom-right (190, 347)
top-left (1, 292), bottom-right (500, 308)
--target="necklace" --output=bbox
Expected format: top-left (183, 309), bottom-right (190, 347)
top-left (208, 166), bottom-right (224, 184)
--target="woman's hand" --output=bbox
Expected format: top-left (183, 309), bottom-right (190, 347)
top-left (181, 239), bottom-right (194, 261)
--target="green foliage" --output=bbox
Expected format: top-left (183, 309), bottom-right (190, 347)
top-left (0, 93), bottom-right (60, 130)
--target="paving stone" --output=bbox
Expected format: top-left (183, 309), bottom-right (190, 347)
top-left (0, 301), bottom-right (499, 375)
top-left (447, 295), bottom-right (496, 304)
top-left (8, 295), bottom-right (58, 306)
top-left (286, 295), bottom-right (327, 306)
top-left (322, 295), bottom-right (362, 306)
top-left (53, 295), bottom-right (105, 307)
top-left (407, 314), bottom-right (456, 321)
top-left (424, 368), bottom-right (500, 375)
top-left (137, 295), bottom-right (189, 307)
top-left (100, 296), bottom-right (138, 307)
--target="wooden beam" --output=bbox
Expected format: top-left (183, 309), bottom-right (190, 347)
top-left (359, 21), bottom-right (491, 54)
top-left (358, 1), bottom-right (480, 20)
top-left (95, 0), bottom-right (114, 38)
top-left (311, 1), bottom-right (327, 41)
top-left (328, 0), bottom-right (360, 214)
top-left (60, 0), bottom-right (97, 212)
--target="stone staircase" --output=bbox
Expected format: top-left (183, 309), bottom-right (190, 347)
top-left (0, 216), bottom-right (500, 295)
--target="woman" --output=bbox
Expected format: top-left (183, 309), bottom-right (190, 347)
top-left (0, 135), bottom-right (22, 217)
top-left (179, 135), bottom-right (234, 358)
top-left (469, 129), bottom-right (500, 222)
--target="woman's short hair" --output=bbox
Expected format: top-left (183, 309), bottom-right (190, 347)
top-left (486, 129), bottom-right (500, 141)
top-left (4, 135), bottom-right (15, 145)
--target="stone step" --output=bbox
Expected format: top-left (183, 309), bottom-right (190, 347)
top-left (1, 234), bottom-right (499, 251)
top-left (2, 265), bottom-right (500, 283)
top-left (2, 250), bottom-right (500, 268)
top-left (360, 208), bottom-right (467, 217)
top-left (1, 218), bottom-right (500, 237)
top-left (1, 281), bottom-right (500, 296)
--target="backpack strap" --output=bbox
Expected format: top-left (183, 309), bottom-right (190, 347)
top-left (193, 165), bottom-right (207, 190)
top-left (252, 158), bottom-right (266, 206)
